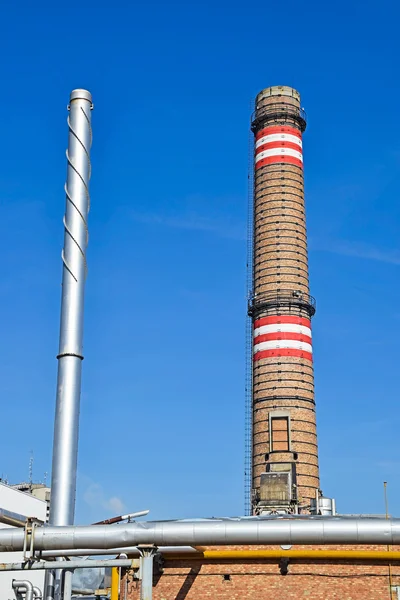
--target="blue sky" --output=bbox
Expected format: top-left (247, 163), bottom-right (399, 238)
top-left (0, 0), bottom-right (399, 523)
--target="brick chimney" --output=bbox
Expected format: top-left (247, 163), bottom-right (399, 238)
top-left (249, 86), bottom-right (319, 514)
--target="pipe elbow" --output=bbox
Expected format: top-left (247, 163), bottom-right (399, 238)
top-left (12, 580), bottom-right (34, 600)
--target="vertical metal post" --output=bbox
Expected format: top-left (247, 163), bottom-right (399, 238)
top-left (43, 571), bottom-right (55, 600)
top-left (138, 546), bottom-right (157, 600)
top-left (46, 89), bottom-right (93, 600)
top-left (111, 567), bottom-right (120, 600)
top-left (62, 570), bottom-right (73, 600)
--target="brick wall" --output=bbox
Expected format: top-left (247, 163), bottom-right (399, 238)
top-left (123, 545), bottom-right (400, 600)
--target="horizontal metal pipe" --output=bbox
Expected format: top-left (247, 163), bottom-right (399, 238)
top-left (0, 508), bottom-right (27, 527)
top-left (165, 549), bottom-right (400, 561)
top-left (0, 559), bottom-right (135, 572)
top-left (72, 588), bottom-right (109, 596)
top-left (2, 516), bottom-right (400, 551)
top-left (41, 546), bottom-right (199, 558)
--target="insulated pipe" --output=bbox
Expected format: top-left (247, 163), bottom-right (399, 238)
top-left (41, 546), bottom-right (198, 558)
top-left (47, 88), bottom-right (93, 600)
top-left (3, 517), bottom-right (400, 550)
top-left (33, 587), bottom-right (42, 599)
top-left (12, 580), bottom-right (34, 600)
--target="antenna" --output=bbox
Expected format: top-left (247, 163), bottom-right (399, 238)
top-left (29, 451), bottom-right (34, 486)
top-left (384, 481), bottom-right (389, 519)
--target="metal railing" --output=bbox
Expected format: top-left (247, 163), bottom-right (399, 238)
top-left (251, 104), bottom-right (307, 132)
top-left (248, 289), bottom-right (316, 318)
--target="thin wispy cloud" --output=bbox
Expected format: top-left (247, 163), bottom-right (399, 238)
top-left (83, 481), bottom-right (125, 515)
top-left (310, 239), bottom-right (400, 266)
top-left (375, 461), bottom-right (400, 470)
top-left (134, 212), bottom-right (400, 264)
top-left (130, 210), bottom-right (246, 241)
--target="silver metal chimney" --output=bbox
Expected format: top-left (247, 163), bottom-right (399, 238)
top-left (47, 89), bottom-right (93, 600)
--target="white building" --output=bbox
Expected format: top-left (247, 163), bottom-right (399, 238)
top-left (0, 481), bottom-right (48, 599)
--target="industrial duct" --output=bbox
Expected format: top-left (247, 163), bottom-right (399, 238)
top-left (1, 517), bottom-right (400, 551)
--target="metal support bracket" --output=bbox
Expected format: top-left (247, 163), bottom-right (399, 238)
top-left (23, 519), bottom-right (43, 561)
top-left (137, 545), bottom-right (158, 575)
top-left (137, 546), bottom-right (158, 600)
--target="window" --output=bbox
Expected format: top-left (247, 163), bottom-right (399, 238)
top-left (271, 416), bottom-right (290, 452)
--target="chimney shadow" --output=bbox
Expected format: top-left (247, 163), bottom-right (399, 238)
top-left (174, 565), bottom-right (201, 600)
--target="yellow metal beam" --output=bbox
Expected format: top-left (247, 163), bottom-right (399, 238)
top-left (164, 549), bottom-right (400, 562)
top-left (111, 566), bottom-right (119, 600)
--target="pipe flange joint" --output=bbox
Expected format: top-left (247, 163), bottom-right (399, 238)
top-left (56, 352), bottom-right (84, 360)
